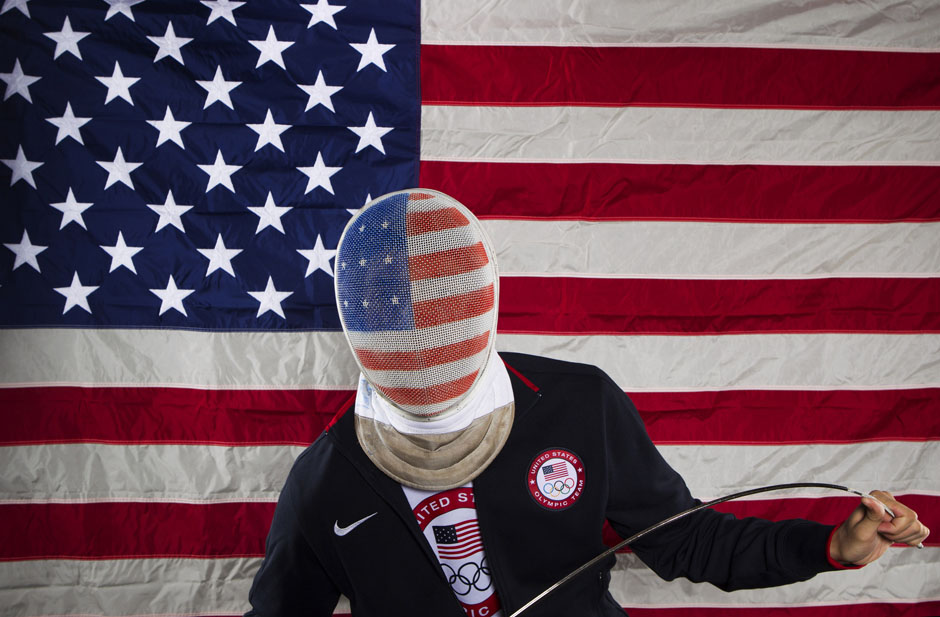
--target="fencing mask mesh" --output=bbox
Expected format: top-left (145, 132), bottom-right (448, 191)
top-left (335, 189), bottom-right (512, 490)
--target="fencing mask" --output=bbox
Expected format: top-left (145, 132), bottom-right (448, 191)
top-left (335, 189), bottom-right (514, 490)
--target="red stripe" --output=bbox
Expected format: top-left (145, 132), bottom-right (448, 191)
top-left (414, 283), bottom-right (494, 329)
top-left (376, 370), bottom-right (479, 407)
top-left (420, 161), bottom-right (940, 223)
top-left (0, 501), bottom-right (275, 560)
top-left (3, 387), bottom-right (935, 446)
top-left (409, 241), bottom-right (489, 281)
top-left (355, 331), bottom-right (491, 371)
top-left (0, 387), bottom-right (346, 446)
top-left (499, 277), bottom-right (940, 335)
top-left (2, 496), bottom-right (932, 561)
top-left (422, 45), bottom-right (940, 109)
top-left (406, 206), bottom-right (469, 236)
top-left (602, 495), bottom-right (939, 550)
top-left (633, 389), bottom-right (940, 445)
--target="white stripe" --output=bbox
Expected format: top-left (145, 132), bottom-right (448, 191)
top-left (410, 265), bottom-right (494, 303)
top-left (343, 313), bottom-right (494, 353)
top-left (657, 441), bottom-right (940, 499)
top-left (482, 220), bottom-right (940, 278)
top-left (611, 548), bottom-right (940, 608)
top-left (1, 550), bottom-right (935, 616)
top-left (4, 329), bottom-right (938, 392)
top-left (422, 0), bottom-right (940, 51)
top-left (498, 333), bottom-right (940, 391)
top-left (0, 443), bottom-right (301, 503)
top-left (421, 106), bottom-right (940, 165)
top-left (0, 557), bottom-right (261, 617)
top-left (0, 328), bottom-right (357, 389)
top-left (1, 441), bottom-right (932, 504)
top-left (408, 225), bottom-right (477, 257)
top-left (361, 346), bottom-right (488, 392)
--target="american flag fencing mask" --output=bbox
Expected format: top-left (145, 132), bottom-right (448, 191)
top-left (335, 189), bottom-right (499, 420)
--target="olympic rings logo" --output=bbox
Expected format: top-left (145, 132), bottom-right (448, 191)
top-left (542, 477), bottom-right (576, 497)
top-left (441, 558), bottom-right (492, 596)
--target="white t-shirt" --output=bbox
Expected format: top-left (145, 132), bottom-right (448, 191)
top-left (402, 483), bottom-right (503, 617)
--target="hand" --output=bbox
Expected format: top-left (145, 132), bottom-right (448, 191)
top-left (829, 490), bottom-right (930, 566)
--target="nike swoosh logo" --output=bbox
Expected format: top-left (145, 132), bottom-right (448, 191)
top-left (334, 512), bottom-right (377, 537)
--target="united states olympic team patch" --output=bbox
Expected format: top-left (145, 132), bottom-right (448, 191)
top-left (527, 448), bottom-right (585, 510)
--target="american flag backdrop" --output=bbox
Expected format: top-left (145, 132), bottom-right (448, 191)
top-left (0, 0), bottom-right (938, 616)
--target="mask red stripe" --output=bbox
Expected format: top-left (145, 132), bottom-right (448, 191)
top-left (413, 284), bottom-right (495, 329)
top-left (406, 206), bottom-right (469, 236)
top-left (355, 331), bottom-right (491, 371)
top-left (376, 370), bottom-right (479, 407)
top-left (409, 241), bottom-right (489, 281)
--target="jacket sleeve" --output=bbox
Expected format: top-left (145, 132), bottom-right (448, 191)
top-left (600, 377), bottom-right (838, 591)
top-left (245, 467), bottom-right (341, 616)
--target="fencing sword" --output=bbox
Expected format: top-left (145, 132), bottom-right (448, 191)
top-left (509, 482), bottom-right (922, 617)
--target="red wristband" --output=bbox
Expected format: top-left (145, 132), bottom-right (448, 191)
top-left (826, 525), bottom-right (865, 570)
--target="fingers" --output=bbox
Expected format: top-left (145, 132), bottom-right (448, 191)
top-left (868, 490), bottom-right (930, 547)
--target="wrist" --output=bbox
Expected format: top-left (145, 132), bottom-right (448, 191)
top-left (826, 525), bottom-right (863, 570)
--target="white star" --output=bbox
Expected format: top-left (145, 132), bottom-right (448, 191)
top-left (197, 150), bottom-right (241, 193)
top-left (104, 0), bottom-right (143, 21)
top-left (97, 147), bottom-right (141, 190)
top-left (298, 70), bottom-right (342, 113)
top-left (95, 61), bottom-right (140, 105)
top-left (50, 188), bottom-right (93, 229)
top-left (248, 276), bottom-right (292, 319)
top-left (3, 230), bottom-right (47, 272)
top-left (248, 191), bottom-right (291, 234)
top-left (196, 65), bottom-right (241, 109)
top-left (147, 106), bottom-right (190, 148)
top-left (297, 235), bottom-right (336, 277)
top-left (47, 102), bottom-right (91, 145)
top-left (2, 146), bottom-right (42, 188)
top-left (150, 275), bottom-right (194, 317)
top-left (301, 0), bottom-right (344, 29)
top-left (350, 28), bottom-right (394, 72)
top-left (349, 111), bottom-right (392, 154)
top-left (147, 190), bottom-right (193, 233)
top-left (54, 272), bottom-right (98, 314)
top-left (247, 108), bottom-right (289, 152)
top-left (100, 231), bottom-right (143, 273)
top-left (147, 21), bottom-right (192, 64)
top-left (1, 59), bottom-right (40, 102)
top-left (348, 192), bottom-right (371, 216)
top-left (249, 25), bottom-right (294, 69)
top-left (197, 234), bottom-right (241, 277)
top-left (45, 16), bottom-right (90, 60)
top-left (201, 0), bottom-right (244, 25)
top-left (297, 152), bottom-right (341, 195)
top-left (1, 0), bottom-right (29, 18)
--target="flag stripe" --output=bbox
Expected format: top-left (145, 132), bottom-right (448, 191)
top-left (421, 0), bottom-right (940, 50)
top-left (375, 369), bottom-right (479, 407)
top-left (5, 330), bottom-right (938, 391)
top-left (3, 442), bottom-right (934, 505)
top-left (1, 552), bottom-right (936, 617)
top-left (609, 549), bottom-right (939, 609)
top-left (355, 330), bottom-right (491, 372)
top-left (406, 206), bottom-right (470, 235)
top-left (422, 45), bottom-right (940, 109)
top-left (409, 241), bottom-right (489, 281)
top-left (3, 387), bottom-right (936, 447)
top-left (0, 502), bottom-right (275, 560)
top-left (623, 605), bottom-right (940, 617)
top-left (483, 221), bottom-right (940, 278)
top-left (421, 106), bottom-right (940, 165)
top-left (420, 161), bottom-right (940, 222)
top-left (413, 283), bottom-right (495, 328)
top-left (499, 277), bottom-right (940, 335)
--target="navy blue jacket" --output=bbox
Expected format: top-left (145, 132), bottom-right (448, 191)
top-left (246, 353), bottom-right (838, 616)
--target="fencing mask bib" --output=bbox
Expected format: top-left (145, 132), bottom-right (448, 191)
top-left (335, 189), bottom-right (514, 490)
